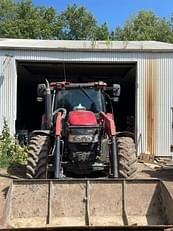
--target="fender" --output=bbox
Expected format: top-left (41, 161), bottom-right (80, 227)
top-left (116, 131), bottom-right (135, 140)
top-left (32, 130), bottom-right (51, 136)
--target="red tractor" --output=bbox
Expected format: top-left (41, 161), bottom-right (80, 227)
top-left (26, 81), bottom-right (137, 179)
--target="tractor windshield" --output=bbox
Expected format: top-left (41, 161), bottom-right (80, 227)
top-left (54, 88), bottom-right (105, 113)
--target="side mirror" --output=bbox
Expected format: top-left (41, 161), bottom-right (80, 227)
top-left (113, 84), bottom-right (121, 102)
top-left (37, 84), bottom-right (46, 102)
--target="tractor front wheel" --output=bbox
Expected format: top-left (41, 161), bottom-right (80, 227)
top-left (26, 134), bottom-right (50, 179)
top-left (117, 137), bottom-right (137, 178)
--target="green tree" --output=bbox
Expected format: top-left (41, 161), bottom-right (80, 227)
top-left (169, 14), bottom-right (173, 36)
top-left (113, 10), bottom-right (173, 43)
top-left (57, 4), bottom-right (109, 40)
top-left (0, 1), bottom-right (111, 40)
top-left (0, 0), bottom-right (60, 39)
top-left (94, 23), bottom-right (110, 40)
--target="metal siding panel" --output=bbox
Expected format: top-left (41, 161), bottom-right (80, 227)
top-left (136, 57), bottom-right (147, 155)
top-left (0, 53), bottom-right (4, 134)
top-left (0, 49), bottom-right (173, 157)
top-left (0, 53), bottom-right (17, 135)
top-left (156, 54), bottom-right (173, 156)
top-left (138, 53), bottom-right (173, 157)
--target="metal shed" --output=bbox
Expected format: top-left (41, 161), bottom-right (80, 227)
top-left (0, 38), bottom-right (173, 157)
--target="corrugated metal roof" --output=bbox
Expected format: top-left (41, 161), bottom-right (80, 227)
top-left (1, 38), bottom-right (173, 52)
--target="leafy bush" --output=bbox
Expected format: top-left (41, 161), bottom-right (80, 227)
top-left (0, 119), bottom-right (27, 167)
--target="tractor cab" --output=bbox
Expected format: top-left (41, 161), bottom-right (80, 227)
top-left (53, 85), bottom-right (106, 114)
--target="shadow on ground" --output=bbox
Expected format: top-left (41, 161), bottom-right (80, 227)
top-left (141, 168), bottom-right (173, 181)
top-left (7, 163), bottom-right (26, 179)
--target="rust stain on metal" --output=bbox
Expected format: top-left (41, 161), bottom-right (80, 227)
top-left (146, 58), bottom-right (157, 157)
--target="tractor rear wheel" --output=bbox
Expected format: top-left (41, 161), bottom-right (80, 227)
top-left (26, 134), bottom-right (50, 179)
top-left (117, 137), bottom-right (137, 178)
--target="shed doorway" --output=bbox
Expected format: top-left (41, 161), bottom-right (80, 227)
top-left (16, 61), bottom-right (137, 138)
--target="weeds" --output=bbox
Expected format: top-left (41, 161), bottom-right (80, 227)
top-left (0, 119), bottom-right (27, 167)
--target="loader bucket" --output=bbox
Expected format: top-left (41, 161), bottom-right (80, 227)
top-left (1, 179), bottom-right (173, 230)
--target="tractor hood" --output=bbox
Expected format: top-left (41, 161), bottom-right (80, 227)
top-left (68, 110), bottom-right (97, 126)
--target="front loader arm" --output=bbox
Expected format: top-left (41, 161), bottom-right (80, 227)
top-left (99, 112), bottom-right (118, 177)
top-left (99, 112), bottom-right (116, 136)
top-left (55, 112), bottom-right (63, 178)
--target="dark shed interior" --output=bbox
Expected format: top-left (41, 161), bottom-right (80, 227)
top-left (16, 61), bottom-right (136, 138)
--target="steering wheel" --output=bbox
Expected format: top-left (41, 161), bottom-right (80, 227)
top-left (52, 108), bottom-right (67, 119)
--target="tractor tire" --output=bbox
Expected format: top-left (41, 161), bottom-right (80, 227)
top-left (117, 137), bottom-right (137, 178)
top-left (26, 134), bottom-right (50, 179)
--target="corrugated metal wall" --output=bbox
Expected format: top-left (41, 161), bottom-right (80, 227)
top-left (0, 49), bottom-right (173, 157)
top-left (0, 51), bottom-right (17, 135)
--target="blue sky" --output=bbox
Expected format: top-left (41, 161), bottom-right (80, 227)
top-left (32, 0), bottom-right (173, 31)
